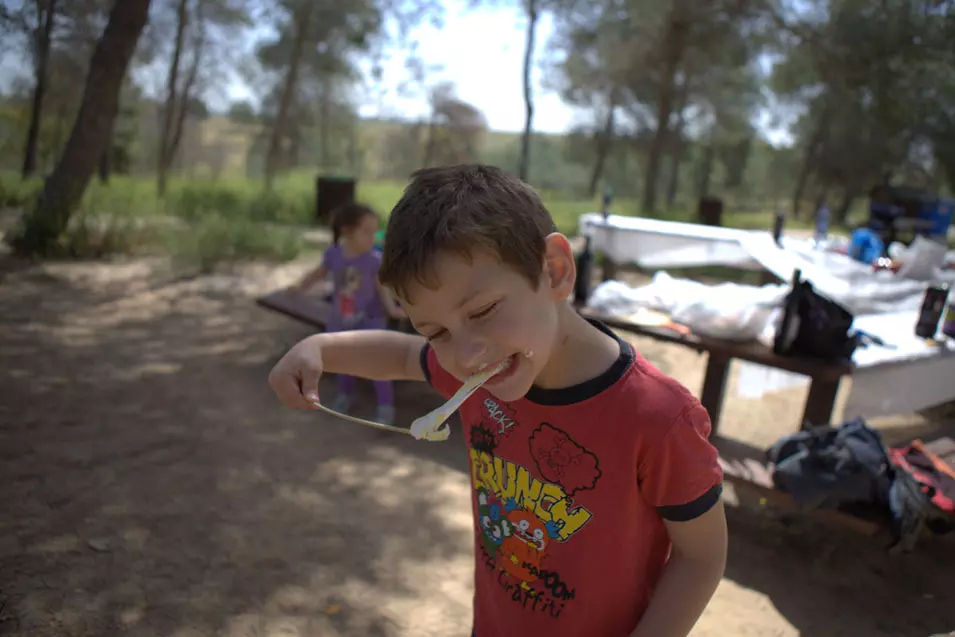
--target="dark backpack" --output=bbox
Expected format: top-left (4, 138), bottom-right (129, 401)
top-left (773, 269), bottom-right (857, 362)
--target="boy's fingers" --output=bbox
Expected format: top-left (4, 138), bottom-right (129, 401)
top-left (299, 368), bottom-right (322, 407)
top-left (270, 369), bottom-right (312, 410)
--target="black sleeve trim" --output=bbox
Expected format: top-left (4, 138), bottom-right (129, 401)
top-left (656, 483), bottom-right (722, 522)
top-left (419, 343), bottom-right (433, 386)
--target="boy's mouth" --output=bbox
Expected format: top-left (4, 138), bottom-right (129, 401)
top-left (481, 354), bottom-right (519, 384)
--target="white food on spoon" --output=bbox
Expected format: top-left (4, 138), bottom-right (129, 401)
top-left (410, 357), bottom-right (511, 441)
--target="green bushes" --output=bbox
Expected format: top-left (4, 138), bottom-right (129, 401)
top-left (1, 172), bottom-right (311, 267)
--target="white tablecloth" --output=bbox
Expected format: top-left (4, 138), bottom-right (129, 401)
top-left (842, 312), bottom-right (955, 419)
top-left (578, 213), bottom-right (955, 419)
top-left (579, 213), bottom-right (762, 269)
top-left (733, 312), bottom-right (955, 420)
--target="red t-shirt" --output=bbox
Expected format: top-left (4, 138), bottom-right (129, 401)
top-left (420, 320), bottom-right (723, 637)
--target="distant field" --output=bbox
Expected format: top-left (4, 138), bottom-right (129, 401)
top-left (0, 168), bottom-right (807, 237)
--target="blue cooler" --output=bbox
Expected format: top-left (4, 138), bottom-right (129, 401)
top-left (919, 199), bottom-right (954, 239)
top-left (849, 227), bottom-right (884, 264)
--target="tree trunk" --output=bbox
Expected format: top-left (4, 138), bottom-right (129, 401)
top-left (21, 0), bottom-right (57, 178)
top-left (424, 116), bottom-right (437, 167)
top-left (791, 106), bottom-right (829, 219)
top-left (289, 124), bottom-right (301, 167)
top-left (642, 7), bottom-right (686, 215)
top-left (348, 124), bottom-right (358, 173)
top-left (320, 88), bottom-right (330, 169)
top-left (166, 2), bottom-right (204, 181)
top-left (666, 81), bottom-right (690, 210)
top-left (157, 0), bottom-right (189, 198)
top-left (588, 88), bottom-right (617, 199)
top-left (697, 142), bottom-right (715, 199)
top-left (264, 4), bottom-right (313, 190)
top-left (791, 142), bottom-right (819, 220)
top-left (834, 187), bottom-right (856, 226)
top-left (517, 0), bottom-right (538, 182)
top-left (98, 130), bottom-right (112, 184)
top-left (12, 0), bottom-right (152, 257)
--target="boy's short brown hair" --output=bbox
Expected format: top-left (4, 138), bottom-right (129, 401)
top-left (378, 164), bottom-right (557, 300)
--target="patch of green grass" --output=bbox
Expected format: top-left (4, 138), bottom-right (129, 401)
top-left (351, 178), bottom-right (602, 234)
top-left (170, 178), bottom-right (314, 225)
top-left (56, 209), bottom-right (156, 259)
top-left (0, 169), bottom-right (825, 267)
top-left (0, 171), bottom-right (42, 208)
top-left (165, 213), bottom-right (304, 273)
top-left (348, 176), bottom-right (812, 236)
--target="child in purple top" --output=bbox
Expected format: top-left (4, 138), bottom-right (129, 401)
top-left (291, 203), bottom-right (404, 424)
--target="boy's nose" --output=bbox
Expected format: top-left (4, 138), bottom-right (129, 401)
top-left (452, 334), bottom-right (488, 373)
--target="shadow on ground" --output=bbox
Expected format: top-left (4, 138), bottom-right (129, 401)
top-left (0, 259), bottom-right (472, 637)
top-left (0, 257), bottom-right (953, 637)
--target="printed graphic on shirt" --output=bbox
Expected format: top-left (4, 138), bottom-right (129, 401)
top-left (337, 265), bottom-right (364, 325)
top-left (470, 421), bottom-right (602, 620)
top-left (483, 397), bottom-right (518, 437)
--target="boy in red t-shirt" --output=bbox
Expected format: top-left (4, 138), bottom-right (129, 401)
top-left (269, 164), bottom-right (727, 637)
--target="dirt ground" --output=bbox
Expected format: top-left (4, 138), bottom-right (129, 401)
top-left (2, 253), bottom-right (954, 637)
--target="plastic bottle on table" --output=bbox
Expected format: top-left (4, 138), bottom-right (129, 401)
top-left (942, 300), bottom-right (955, 339)
top-left (915, 283), bottom-right (950, 339)
top-left (814, 203), bottom-right (830, 249)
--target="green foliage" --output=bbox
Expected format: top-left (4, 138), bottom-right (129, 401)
top-left (54, 210), bottom-right (153, 260)
top-left (0, 173), bottom-right (310, 266)
top-left (1, 169), bottom-right (811, 267)
top-left (171, 181), bottom-right (313, 225)
top-left (0, 171), bottom-right (42, 207)
top-left (165, 214), bottom-right (305, 273)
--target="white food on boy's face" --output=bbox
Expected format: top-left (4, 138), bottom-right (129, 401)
top-left (409, 358), bottom-right (510, 441)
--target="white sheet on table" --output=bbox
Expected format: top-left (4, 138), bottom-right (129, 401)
top-left (581, 212), bottom-right (955, 316)
top-left (734, 311), bottom-right (955, 419)
top-left (843, 311), bottom-right (955, 418)
top-left (586, 273), bottom-right (955, 418)
top-left (580, 213), bottom-right (955, 417)
top-left (587, 273), bottom-right (787, 342)
top-left (739, 233), bottom-right (955, 316)
top-left (580, 213), bottom-right (760, 269)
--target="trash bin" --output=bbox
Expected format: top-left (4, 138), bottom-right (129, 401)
top-left (315, 175), bottom-right (356, 224)
top-left (698, 196), bottom-right (723, 227)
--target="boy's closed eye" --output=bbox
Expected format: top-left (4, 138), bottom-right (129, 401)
top-left (470, 301), bottom-right (499, 320)
top-left (425, 329), bottom-right (448, 342)
top-left (421, 300), bottom-right (502, 342)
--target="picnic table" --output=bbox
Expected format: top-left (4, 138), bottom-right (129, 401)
top-left (576, 307), bottom-right (851, 433)
top-left (574, 214), bottom-right (955, 534)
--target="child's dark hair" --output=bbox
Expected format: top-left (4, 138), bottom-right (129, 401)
top-left (331, 202), bottom-right (378, 244)
top-left (379, 164), bottom-right (557, 301)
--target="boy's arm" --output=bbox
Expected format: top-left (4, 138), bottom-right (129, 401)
top-left (320, 330), bottom-right (425, 381)
top-left (269, 330), bottom-right (425, 410)
top-left (632, 402), bottom-right (726, 637)
top-left (629, 502), bottom-right (727, 637)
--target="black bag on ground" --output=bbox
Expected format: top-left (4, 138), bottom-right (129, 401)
top-left (773, 268), bottom-right (857, 361)
top-left (767, 417), bottom-right (892, 511)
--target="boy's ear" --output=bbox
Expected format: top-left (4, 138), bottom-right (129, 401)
top-left (542, 233), bottom-right (576, 300)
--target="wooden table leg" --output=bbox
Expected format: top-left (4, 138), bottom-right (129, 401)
top-left (601, 256), bottom-right (618, 282)
top-left (758, 269), bottom-right (777, 286)
top-left (700, 353), bottom-right (731, 436)
top-left (801, 378), bottom-right (841, 429)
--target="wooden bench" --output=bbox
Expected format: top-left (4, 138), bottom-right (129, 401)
top-left (256, 290), bottom-right (334, 329)
top-left (255, 289), bottom-right (411, 333)
top-left (715, 435), bottom-right (955, 536)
